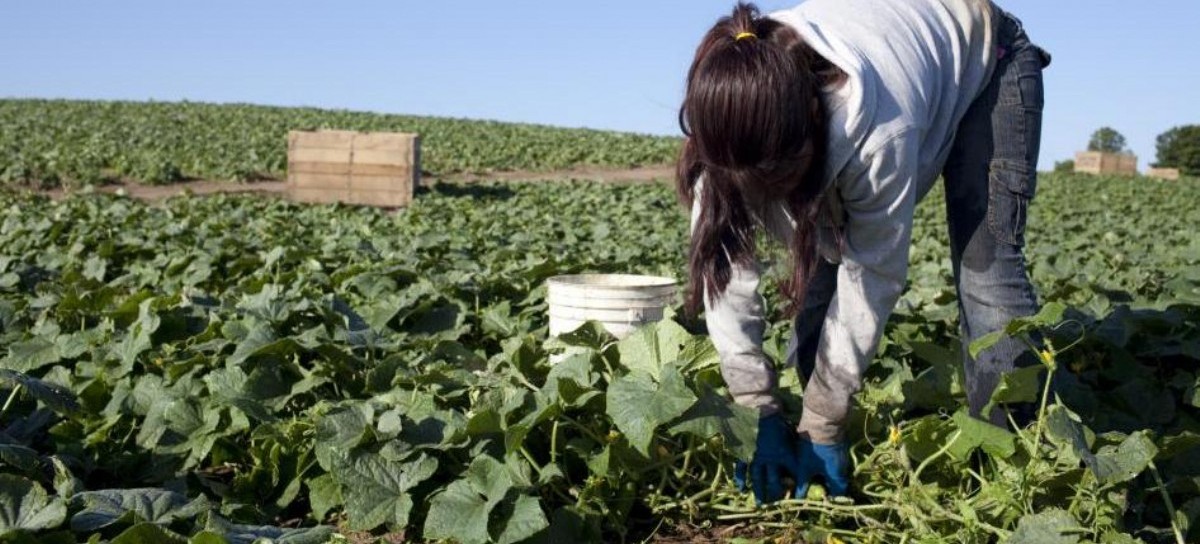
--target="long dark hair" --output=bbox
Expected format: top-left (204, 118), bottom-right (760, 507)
top-left (677, 2), bottom-right (834, 317)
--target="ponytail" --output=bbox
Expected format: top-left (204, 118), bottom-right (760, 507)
top-left (677, 2), bottom-right (834, 317)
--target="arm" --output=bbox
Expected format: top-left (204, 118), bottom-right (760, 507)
top-left (799, 133), bottom-right (920, 443)
top-left (690, 182), bottom-right (781, 416)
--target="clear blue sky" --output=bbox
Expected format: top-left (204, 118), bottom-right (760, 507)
top-left (2, 1), bottom-right (1197, 171)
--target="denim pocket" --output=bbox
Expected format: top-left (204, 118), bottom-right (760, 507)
top-left (999, 48), bottom-right (1046, 108)
top-left (987, 159), bottom-right (1036, 246)
top-left (1016, 54), bottom-right (1045, 111)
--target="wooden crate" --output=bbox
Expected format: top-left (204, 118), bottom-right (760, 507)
top-left (1074, 151), bottom-right (1137, 176)
top-left (1147, 167), bottom-right (1182, 181)
top-left (287, 130), bottom-right (420, 207)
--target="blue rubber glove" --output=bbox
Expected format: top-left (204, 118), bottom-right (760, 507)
top-left (733, 414), bottom-right (804, 504)
top-left (794, 439), bottom-right (851, 498)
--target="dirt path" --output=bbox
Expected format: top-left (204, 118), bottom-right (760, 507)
top-left (443, 164), bottom-right (674, 184)
top-left (38, 164), bottom-right (675, 203)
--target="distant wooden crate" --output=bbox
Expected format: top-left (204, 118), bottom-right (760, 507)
top-left (1146, 167), bottom-right (1182, 181)
top-left (287, 130), bottom-right (420, 207)
top-left (1074, 151), bottom-right (1137, 176)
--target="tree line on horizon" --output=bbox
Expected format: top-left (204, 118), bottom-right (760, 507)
top-left (1055, 125), bottom-right (1200, 176)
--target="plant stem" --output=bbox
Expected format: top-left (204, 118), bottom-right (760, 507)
top-left (715, 512), bottom-right (766, 521)
top-left (638, 441), bottom-right (713, 474)
top-left (1067, 470), bottom-right (1089, 519)
top-left (599, 342), bottom-right (618, 380)
top-left (710, 458), bottom-right (726, 489)
top-left (912, 430), bottom-right (962, 482)
top-left (654, 466), bottom-right (670, 500)
top-left (550, 419), bottom-right (560, 465)
top-left (519, 446), bottom-right (542, 477)
top-left (0, 384), bottom-right (23, 421)
top-left (1008, 410), bottom-right (1038, 455)
top-left (773, 499), bottom-right (897, 514)
top-left (1149, 461), bottom-right (1186, 544)
top-left (679, 436), bottom-right (694, 477)
top-left (1029, 336), bottom-right (1057, 456)
top-left (685, 486), bottom-right (716, 505)
top-left (560, 414), bottom-right (606, 444)
top-left (512, 372), bottom-right (541, 393)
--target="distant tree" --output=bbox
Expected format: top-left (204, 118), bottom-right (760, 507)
top-left (1053, 159), bottom-right (1075, 174)
top-left (1155, 125), bottom-right (1200, 176)
top-left (1088, 127), bottom-right (1128, 154)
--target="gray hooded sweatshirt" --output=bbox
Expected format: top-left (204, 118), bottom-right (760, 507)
top-left (693, 0), bottom-right (997, 443)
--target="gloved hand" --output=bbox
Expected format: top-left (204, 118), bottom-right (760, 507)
top-left (733, 414), bottom-right (804, 504)
top-left (794, 439), bottom-right (851, 497)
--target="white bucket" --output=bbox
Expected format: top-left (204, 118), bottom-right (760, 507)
top-left (547, 274), bottom-right (678, 340)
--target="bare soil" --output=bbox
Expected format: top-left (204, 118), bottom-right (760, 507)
top-left (333, 520), bottom-right (783, 544)
top-left (443, 164), bottom-right (674, 184)
top-left (35, 164), bottom-right (675, 203)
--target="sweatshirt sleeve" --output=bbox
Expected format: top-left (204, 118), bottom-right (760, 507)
top-left (690, 182), bottom-right (781, 416)
top-left (798, 132), bottom-right (920, 442)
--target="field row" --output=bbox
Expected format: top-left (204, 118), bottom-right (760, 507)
top-left (0, 174), bottom-right (1197, 543)
top-left (0, 99), bottom-right (682, 187)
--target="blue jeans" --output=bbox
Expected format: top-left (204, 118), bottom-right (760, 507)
top-left (788, 8), bottom-right (1052, 426)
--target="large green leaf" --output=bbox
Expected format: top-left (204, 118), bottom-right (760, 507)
top-left (615, 318), bottom-right (689, 379)
top-left (328, 451), bottom-right (437, 531)
top-left (305, 474), bottom-right (341, 523)
top-left (904, 342), bottom-right (966, 409)
top-left (481, 301), bottom-right (520, 338)
top-left (237, 284), bottom-right (291, 323)
top-left (70, 488), bottom-right (208, 532)
top-left (1092, 431), bottom-right (1158, 484)
top-left (1099, 531), bottom-right (1145, 544)
top-left (108, 522), bottom-right (188, 544)
top-left (188, 531), bottom-right (230, 544)
top-left (1009, 509), bottom-right (1082, 544)
top-left (226, 326), bottom-right (300, 366)
top-left (902, 415), bottom-right (959, 464)
top-left (948, 410), bottom-right (1017, 460)
top-left (423, 456), bottom-right (547, 544)
top-left (156, 399), bottom-right (224, 469)
top-left (985, 365), bottom-right (1044, 412)
top-left (605, 365), bottom-right (697, 455)
top-left (0, 475), bottom-right (66, 533)
top-left (969, 303), bottom-right (1066, 358)
top-left (542, 353), bottom-right (600, 408)
top-left (47, 458), bottom-right (80, 501)
top-left (422, 479), bottom-right (492, 544)
top-left (1044, 404), bottom-right (1096, 467)
top-left (1, 339), bottom-right (60, 374)
top-left (494, 495), bottom-right (549, 544)
top-left (0, 369), bottom-right (80, 415)
top-left (111, 299), bottom-right (161, 369)
top-left (203, 366), bottom-right (287, 423)
top-left (313, 403), bottom-right (373, 471)
top-left (0, 441), bottom-right (39, 474)
top-left (669, 387), bottom-right (758, 461)
top-left (203, 513), bottom-right (335, 544)
top-left (547, 321), bottom-right (615, 352)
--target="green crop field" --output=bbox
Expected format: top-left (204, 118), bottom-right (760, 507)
top-left (0, 99), bottom-right (681, 187)
top-left (0, 169), bottom-right (1198, 543)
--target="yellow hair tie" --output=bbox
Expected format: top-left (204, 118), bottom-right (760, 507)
top-left (735, 32), bottom-right (757, 42)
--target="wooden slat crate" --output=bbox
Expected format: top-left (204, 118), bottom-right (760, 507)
top-left (1074, 151), bottom-right (1138, 176)
top-left (287, 130), bottom-right (420, 207)
top-left (1147, 167), bottom-right (1182, 181)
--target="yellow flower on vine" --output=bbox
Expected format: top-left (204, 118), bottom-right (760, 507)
top-left (888, 425), bottom-right (902, 446)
